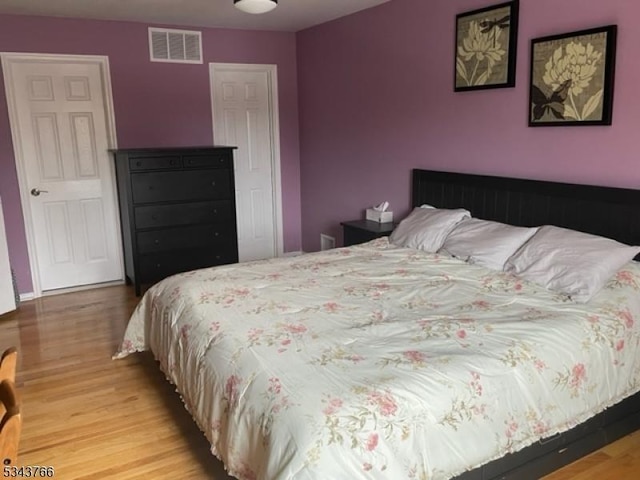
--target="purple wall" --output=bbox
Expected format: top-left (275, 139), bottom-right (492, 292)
top-left (297, 0), bottom-right (640, 251)
top-left (4, 0), bottom-right (638, 292)
top-left (0, 14), bottom-right (301, 294)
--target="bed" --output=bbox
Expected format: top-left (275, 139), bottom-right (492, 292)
top-left (115, 169), bottom-right (640, 480)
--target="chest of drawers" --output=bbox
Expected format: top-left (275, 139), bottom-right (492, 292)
top-left (112, 146), bottom-right (238, 295)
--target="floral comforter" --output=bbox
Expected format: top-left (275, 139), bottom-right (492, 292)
top-left (115, 238), bottom-right (640, 480)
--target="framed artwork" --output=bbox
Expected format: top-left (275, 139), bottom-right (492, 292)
top-left (528, 25), bottom-right (617, 126)
top-left (454, 0), bottom-right (519, 91)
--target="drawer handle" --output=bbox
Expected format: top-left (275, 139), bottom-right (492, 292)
top-left (156, 263), bottom-right (161, 268)
top-left (214, 232), bottom-right (220, 237)
top-left (188, 159), bottom-right (194, 165)
top-left (170, 159), bottom-right (177, 166)
top-left (211, 181), bottom-right (216, 187)
top-left (154, 239), bottom-right (160, 245)
top-left (151, 214), bottom-right (158, 220)
top-left (215, 255), bottom-right (221, 260)
top-left (213, 209), bottom-right (218, 214)
top-left (136, 161), bottom-right (141, 167)
top-left (149, 186), bottom-right (154, 190)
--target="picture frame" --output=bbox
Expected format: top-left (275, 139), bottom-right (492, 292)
top-left (454, 0), bottom-right (519, 91)
top-left (528, 25), bottom-right (617, 126)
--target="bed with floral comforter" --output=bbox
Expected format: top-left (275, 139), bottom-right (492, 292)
top-left (115, 238), bottom-right (640, 480)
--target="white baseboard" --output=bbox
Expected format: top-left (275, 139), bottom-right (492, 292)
top-left (41, 279), bottom-right (125, 297)
top-left (18, 279), bottom-right (125, 301)
top-left (19, 292), bottom-right (35, 302)
top-left (281, 250), bottom-right (304, 257)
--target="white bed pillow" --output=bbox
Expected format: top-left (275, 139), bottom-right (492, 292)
top-left (389, 207), bottom-right (470, 252)
top-left (504, 225), bottom-right (640, 302)
top-left (441, 218), bottom-right (538, 271)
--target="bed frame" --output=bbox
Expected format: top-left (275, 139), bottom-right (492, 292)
top-left (411, 169), bottom-right (640, 480)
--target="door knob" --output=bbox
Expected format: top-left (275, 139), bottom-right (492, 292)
top-left (30, 188), bottom-right (49, 197)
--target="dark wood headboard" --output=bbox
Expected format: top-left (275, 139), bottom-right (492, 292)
top-left (412, 169), bottom-right (640, 247)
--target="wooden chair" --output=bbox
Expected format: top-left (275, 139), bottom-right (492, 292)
top-left (0, 379), bottom-right (21, 466)
top-left (0, 348), bottom-right (17, 383)
top-left (0, 348), bottom-right (20, 466)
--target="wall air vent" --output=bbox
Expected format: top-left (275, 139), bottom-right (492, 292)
top-left (148, 27), bottom-right (203, 64)
top-left (320, 234), bottom-right (336, 251)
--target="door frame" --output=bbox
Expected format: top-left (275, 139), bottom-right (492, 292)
top-left (209, 62), bottom-right (284, 258)
top-left (1, 52), bottom-right (122, 298)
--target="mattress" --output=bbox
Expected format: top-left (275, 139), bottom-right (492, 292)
top-left (115, 238), bottom-right (640, 479)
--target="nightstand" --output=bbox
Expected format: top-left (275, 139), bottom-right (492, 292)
top-left (341, 220), bottom-right (395, 247)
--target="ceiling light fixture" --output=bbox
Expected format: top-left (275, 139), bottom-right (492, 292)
top-left (234, 0), bottom-right (278, 14)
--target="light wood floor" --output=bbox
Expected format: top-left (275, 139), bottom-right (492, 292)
top-left (1, 285), bottom-right (639, 479)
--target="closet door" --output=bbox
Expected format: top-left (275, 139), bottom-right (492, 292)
top-left (210, 63), bottom-right (282, 262)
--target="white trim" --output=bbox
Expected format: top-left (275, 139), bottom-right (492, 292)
top-left (41, 279), bottom-right (125, 297)
top-left (281, 250), bottom-right (304, 257)
top-left (19, 292), bottom-right (35, 302)
top-left (1, 52), bottom-right (122, 299)
top-left (17, 279), bottom-right (125, 303)
top-left (209, 63), bottom-right (284, 258)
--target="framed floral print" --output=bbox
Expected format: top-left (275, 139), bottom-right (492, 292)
top-left (454, 0), bottom-right (519, 91)
top-left (529, 25), bottom-right (617, 126)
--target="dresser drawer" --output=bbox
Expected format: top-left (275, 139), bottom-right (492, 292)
top-left (183, 153), bottom-right (231, 169)
top-left (134, 201), bottom-right (233, 229)
top-left (129, 155), bottom-right (182, 171)
top-left (138, 247), bottom-right (237, 283)
top-left (137, 225), bottom-right (234, 254)
top-left (131, 170), bottom-right (230, 204)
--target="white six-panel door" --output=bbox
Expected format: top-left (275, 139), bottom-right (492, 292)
top-left (2, 54), bottom-right (122, 293)
top-left (210, 63), bottom-right (283, 262)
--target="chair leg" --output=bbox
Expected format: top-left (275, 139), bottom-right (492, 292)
top-left (0, 348), bottom-right (17, 383)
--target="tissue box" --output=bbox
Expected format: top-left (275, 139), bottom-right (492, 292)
top-left (366, 208), bottom-right (393, 223)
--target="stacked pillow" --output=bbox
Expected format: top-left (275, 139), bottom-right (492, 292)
top-left (504, 225), bottom-right (640, 302)
top-left (390, 207), bottom-right (640, 303)
top-left (442, 218), bottom-right (538, 271)
top-left (389, 207), bottom-right (470, 253)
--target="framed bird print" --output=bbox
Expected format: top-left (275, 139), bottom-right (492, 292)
top-left (454, 0), bottom-right (519, 91)
top-left (529, 25), bottom-right (617, 126)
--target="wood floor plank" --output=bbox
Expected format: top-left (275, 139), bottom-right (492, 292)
top-left (0, 286), bottom-right (234, 479)
top-left (1, 284), bottom-right (639, 479)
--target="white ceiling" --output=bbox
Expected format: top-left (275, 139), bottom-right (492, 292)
top-left (0, 0), bottom-right (391, 32)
